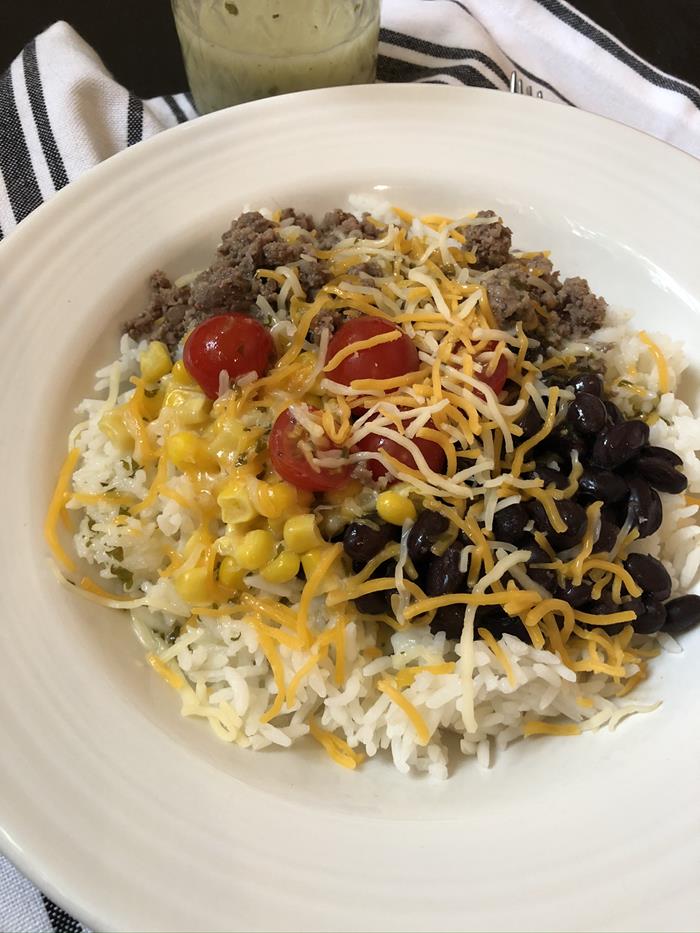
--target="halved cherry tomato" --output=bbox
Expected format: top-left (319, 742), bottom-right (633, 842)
top-left (354, 416), bottom-right (446, 482)
top-left (325, 317), bottom-right (419, 386)
top-left (478, 353), bottom-right (508, 394)
top-left (183, 313), bottom-right (274, 399)
top-left (269, 408), bottom-right (353, 492)
top-left (473, 342), bottom-right (508, 398)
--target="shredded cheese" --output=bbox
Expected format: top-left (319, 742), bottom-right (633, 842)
top-left (44, 448), bottom-right (81, 571)
top-left (377, 678), bottom-right (430, 745)
top-left (523, 721), bottom-right (582, 737)
top-left (638, 331), bottom-right (669, 393)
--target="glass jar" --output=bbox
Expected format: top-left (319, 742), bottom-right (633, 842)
top-left (171, 0), bottom-right (381, 114)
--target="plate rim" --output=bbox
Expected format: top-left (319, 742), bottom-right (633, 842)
top-left (1, 82), bottom-right (699, 932)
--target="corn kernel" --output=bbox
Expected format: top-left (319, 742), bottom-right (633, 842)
top-left (376, 490), bottom-right (417, 525)
top-left (163, 388), bottom-right (211, 426)
top-left (283, 513), bottom-right (322, 553)
top-left (323, 480), bottom-right (363, 506)
top-left (301, 546), bottom-right (340, 593)
top-left (215, 526), bottom-right (251, 556)
top-left (255, 480), bottom-right (298, 519)
top-left (234, 529), bottom-right (276, 571)
top-left (261, 551), bottom-right (300, 584)
top-left (98, 407), bottom-right (134, 452)
top-left (165, 431), bottom-right (218, 472)
top-left (287, 352), bottom-right (318, 392)
top-left (217, 479), bottom-right (256, 524)
top-left (218, 556), bottom-right (247, 590)
top-left (140, 341), bottom-right (172, 383)
top-left (174, 566), bottom-right (213, 604)
top-left (300, 547), bottom-right (325, 578)
top-left (171, 359), bottom-right (198, 386)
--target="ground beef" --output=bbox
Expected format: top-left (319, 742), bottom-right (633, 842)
top-left (217, 211), bottom-right (277, 264)
top-left (317, 210), bottom-right (382, 250)
top-left (123, 271), bottom-right (196, 351)
top-left (279, 208), bottom-right (314, 231)
top-left (188, 211), bottom-right (283, 314)
top-left (261, 239), bottom-right (305, 267)
top-left (550, 276), bottom-right (607, 343)
top-left (297, 258), bottom-right (331, 298)
top-left (460, 210), bottom-right (512, 270)
top-left (486, 257), bottom-right (606, 348)
top-left (308, 307), bottom-right (347, 343)
top-left (485, 260), bottom-right (543, 333)
top-left (345, 259), bottom-right (384, 283)
top-left (188, 258), bottom-right (258, 314)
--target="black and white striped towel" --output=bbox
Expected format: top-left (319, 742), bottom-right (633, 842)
top-left (1, 0), bottom-right (699, 928)
top-left (2, 0), bottom-right (700, 243)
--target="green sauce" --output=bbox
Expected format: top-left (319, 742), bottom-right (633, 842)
top-left (173, 0), bottom-right (380, 113)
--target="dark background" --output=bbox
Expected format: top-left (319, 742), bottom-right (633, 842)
top-left (1, 0), bottom-right (699, 96)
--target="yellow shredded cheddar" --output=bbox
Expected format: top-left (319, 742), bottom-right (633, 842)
top-left (377, 679), bottom-right (430, 745)
top-left (523, 721), bottom-right (582, 737)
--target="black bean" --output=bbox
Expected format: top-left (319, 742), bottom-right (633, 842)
top-left (525, 543), bottom-right (558, 592)
top-left (577, 468), bottom-right (628, 504)
top-left (594, 519), bottom-right (620, 554)
top-left (492, 503), bottom-right (531, 545)
top-left (570, 372), bottom-right (603, 397)
top-left (580, 592), bottom-right (626, 635)
top-left (527, 499), bottom-right (587, 551)
top-left (604, 400), bottom-right (625, 426)
top-left (424, 542), bottom-right (466, 597)
top-left (430, 603), bottom-right (466, 640)
top-left (343, 519), bottom-right (393, 563)
top-left (591, 420), bottom-right (650, 469)
top-left (374, 559), bottom-right (397, 578)
top-left (623, 553), bottom-right (672, 601)
top-left (556, 579), bottom-right (593, 608)
top-left (640, 445), bottom-right (682, 468)
top-left (529, 464), bottom-right (569, 490)
top-left (553, 500), bottom-right (588, 550)
top-left (516, 402), bottom-right (544, 440)
top-left (474, 604), bottom-right (509, 630)
top-left (584, 591), bottom-right (617, 614)
top-left (637, 456), bottom-right (688, 494)
top-left (354, 591), bottom-right (390, 614)
top-left (538, 426), bottom-right (588, 460)
top-left (529, 567), bottom-right (558, 595)
top-left (601, 500), bottom-right (629, 529)
top-left (498, 617), bottom-right (531, 642)
top-left (623, 595), bottom-right (666, 635)
top-left (406, 509), bottom-right (449, 563)
top-left (474, 605), bottom-right (529, 642)
top-left (566, 392), bottom-right (608, 436)
top-left (663, 594), bottom-right (700, 634)
top-left (527, 544), bottom-right (550, 564)
top-left (625, 477), bottom-right (662, 538)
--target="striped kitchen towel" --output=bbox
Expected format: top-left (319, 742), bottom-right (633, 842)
top-left (1, 0), bottom-right (700, 241)
top-left (0, 0), bottom-right (699, 929)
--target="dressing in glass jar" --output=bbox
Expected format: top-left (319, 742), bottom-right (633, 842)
top-left (172, 0), bottom-right (381, 113)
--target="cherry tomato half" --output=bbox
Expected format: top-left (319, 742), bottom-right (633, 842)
top-left (473, 342), bottom-right (508, 399)
top-left (325, 317), bottom-right (419, 387)
top-left (183, 313), bottom-right (274, 399)
top-left (477, 353), bottom-right (508, 395)
top-left (269, 408), bottom-right (353, 492)
top-left (355, 417), bottom-right (446, 482)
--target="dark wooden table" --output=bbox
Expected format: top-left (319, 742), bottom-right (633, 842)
top-left (1, 0), bottom-right (699, 97)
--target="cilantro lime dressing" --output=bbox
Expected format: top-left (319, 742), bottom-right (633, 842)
top-left (173, 0), bottom-right (380, 113)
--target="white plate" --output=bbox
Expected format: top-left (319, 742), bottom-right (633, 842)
top-left (0, 85), bottom-right (699, 933)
